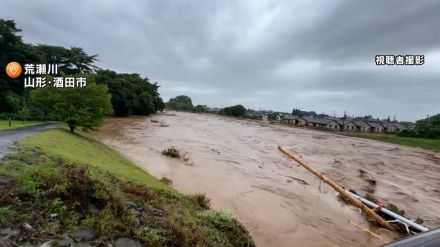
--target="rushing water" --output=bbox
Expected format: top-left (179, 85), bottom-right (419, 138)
top-left (94, 111), bottom-right (440, 247)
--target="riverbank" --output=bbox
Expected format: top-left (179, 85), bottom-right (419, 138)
top-left (337, 132), bottom-right (440, 152)
top-left (0, 128), bottom-right (255, 246)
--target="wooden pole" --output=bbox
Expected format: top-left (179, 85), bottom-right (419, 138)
top-left (348, 220), bottom-right (388, 244)
top-left (278, 146), bottom-right (395, 231)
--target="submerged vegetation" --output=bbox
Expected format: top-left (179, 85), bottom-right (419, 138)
top-left (0, 129), bottom-right (255, 246)
top-left (161, 147), bottom-right (181, 159)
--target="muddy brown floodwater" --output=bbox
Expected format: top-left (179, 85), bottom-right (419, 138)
top-left (94, 111), bottom-right (440, 247)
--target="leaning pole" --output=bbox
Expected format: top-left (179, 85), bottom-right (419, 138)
top-left (278, 145), bottom-right (395, 232)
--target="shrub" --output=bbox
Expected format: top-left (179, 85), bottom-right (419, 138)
top-left (191, 193), bottom-right (211, 209)
top-left (161, 147), bottom-right (181, 158)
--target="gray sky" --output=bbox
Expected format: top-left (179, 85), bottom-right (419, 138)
top-left (2, 0), bottom-right (440, 121)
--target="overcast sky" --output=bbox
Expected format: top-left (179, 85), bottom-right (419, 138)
top-left (2, 0), bottom-right (440, 121)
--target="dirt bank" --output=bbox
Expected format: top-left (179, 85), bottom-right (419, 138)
top-left (94, 112), bottom-right (440, 247)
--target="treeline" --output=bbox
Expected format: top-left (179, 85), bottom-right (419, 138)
top-left (398, 114), bottom-right (440, 139)
top-left (95, 70), bottom-right (164, 116)
top-left (165, 95), bottom-right (209, 113)
top-left (0, 19), bottom-right (164, 123)
top-left (165, 95), bottom-right (247, 117)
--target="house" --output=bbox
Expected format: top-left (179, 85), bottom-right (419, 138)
top-left (393, 123), bottom-right (407, 132)
top-left (369, 122), bottom-right (385, 132)
top-left (300, 116), bottom-right (342, 130)
top-left (384, 123), bottom-right (397, 132)
top-left (281, 114), bottom-right (300, 125)
top-left (277, 112), bottom-right (413, 133)
top-left (354, 121), bottom-right (372, 132)
top-left (262, 114), bottom-right (269, 121)
top-left (326, 119), bottom-right (341, 130)
top-left (344, 120), bottom-right (357, 131)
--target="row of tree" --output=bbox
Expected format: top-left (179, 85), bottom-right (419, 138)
top-left (398, 114), bottom-right (440, 139)
top-left (1, 19), bottom-right (165, 132)
top-left (165, 95), bottom-right (246, 117)
top-left (165, 95), bottom-right (209, 113)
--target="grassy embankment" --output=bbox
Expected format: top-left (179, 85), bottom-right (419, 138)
top-left (338, 132), bottom-right (440, 152)
top-left (0, 128), bottom-right (255, 246)
top-left (0, 120), bottom-right (41, 130)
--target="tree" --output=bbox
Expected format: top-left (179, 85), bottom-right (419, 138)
top-left (219, 105), bottom-right (246, 117)
top-left (35, 45), bottom-right (99, 74)
top-left (415, 114), bottom-right (440, 138)
top-left (18, 103), bottom-right (31, 124)
top-left (30, 79), bottom-right (113, 133)
top-left (95, 70), bottom-right (164, 116)
top-left (138, 91), bottom-right (155, 115)
top-left (292, 108), bottom-right (302, 116)
top-left (193, 105), bottom-right (208, 113)
top-left (0, 19), bottom-right (101, 116)
top-left (166, 95), bottom-right (193, 111)
top-left (1, 19), bottom-right (165, 121)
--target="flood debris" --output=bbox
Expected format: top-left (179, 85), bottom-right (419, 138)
top-left (211, 149), bottom-right (221, 155)
top-left (278, 174), bottom-right (308, 185)
top-left (350, 192), bottom-right (430, 234)
top-left (348, 220), bottom-right (388, 244)
top-left (365, 193), bottom-right (405, 217)
top-left (161, 147), bottom-right (181, 158)
top-left (160, 177), bottom-right (173, 185)
top-left (359, 169), bottom-right (376, 185)
top-left (160, 123), bottom-right (169, 127)
top-left (150, 119), bottom-right (159, 123)
top-left (284, 147), bottom-right (428, 236)
top-left (278, 146), bottom-right (396, 231)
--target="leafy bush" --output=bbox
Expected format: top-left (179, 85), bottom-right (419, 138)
top-left (219, 105), bottom-right (246, 117)
top-left (191, 193), bottom-right (211, 209)
top-left (0, 207), bottom-right (11, 225)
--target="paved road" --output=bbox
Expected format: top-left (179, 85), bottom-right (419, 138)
top-left (0, 122), bottom-right (59, 157)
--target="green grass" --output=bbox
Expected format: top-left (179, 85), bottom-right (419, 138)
top-left (339, 132), bottom-right (440, 152)
top-left (0, 120), bottom-right (42, 130)
top-left (19, 128), bottom-right (169, 190)
top-left (0, 128), bottom-right (255, 246)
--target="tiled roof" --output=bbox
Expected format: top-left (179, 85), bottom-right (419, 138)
top-left (302, 116), bottom-right (339, 125)
top-left (369, 122), bottom-right (384, 128)
top-left (282, 114), bottom-right (299, 120)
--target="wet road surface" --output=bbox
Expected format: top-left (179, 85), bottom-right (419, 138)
top-left (0, 123), bottom-right (59, 157)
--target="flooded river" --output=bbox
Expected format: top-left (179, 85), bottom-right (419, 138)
top-left (94, 111), bottom-right (440, 247)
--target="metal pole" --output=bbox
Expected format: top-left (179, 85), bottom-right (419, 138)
top-left (347, 191), bottom-right (429, 233)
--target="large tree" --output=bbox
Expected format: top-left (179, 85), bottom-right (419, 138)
top-left (95, 70), bottom-right (164, 116)
top-left (35, 45), bottom-right (98, 74)
top-left (30, 78), bottom-right (113, 133)
top-left (166, 95), bottom-right (193, 111)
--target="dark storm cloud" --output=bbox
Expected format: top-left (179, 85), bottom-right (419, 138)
top-left (1, 0), bottom-right (439, 121)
